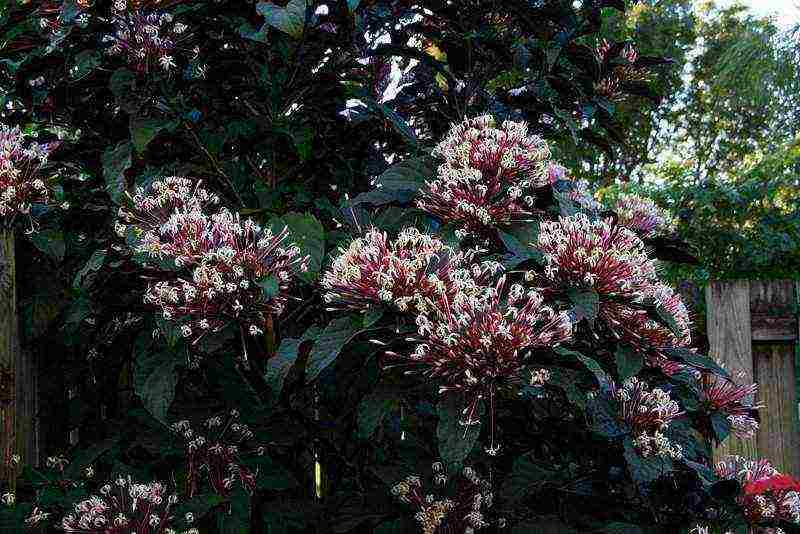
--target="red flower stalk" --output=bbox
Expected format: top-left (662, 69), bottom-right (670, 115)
top-left (613, 193), bottom-right (673, 238)
top-left (391, 464), bottom-right (496, 534)
top-left (322, 226), bottom-right (502, 314)
top-left (612, 377), bottom-right (684, 459)
top-left (102, 0), bottom-right (192, 73)
top-left (172, 412), bottom-right (260, 498)
top-left (404, 276), bottom-right (572, 453)
top-left (0, 125), bottom-right (59, 230)
top-left (60, 476), bottom-right (183, 534)
top-left (701, 370), bottom-right (761, 439)
top-left (416, 115), bottom-right (552, 237)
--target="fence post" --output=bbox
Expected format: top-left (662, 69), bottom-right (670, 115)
top-left (706, 281), bottom-right (758, 459)
top-left (0, 230), bottom-right (20, 486)
top-left (706, 280), bottom-right (800, 474)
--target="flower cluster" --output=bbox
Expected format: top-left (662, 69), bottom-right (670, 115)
top-left (717, 456), bottom-right (800, 527)
top-left (536, 213), bottom-right (658, 298)
top-left (0, 125), bottom-right (58, 229)
top-left (701, 370), bottom-right (761, 439)
top-left (322, 227), bottom-right (501, 314)
top-left (613, 193), bottom-right (673, 238)
top-left (117, 177), bottom-right (308, 341)
top-left (102, 0), bottom-right (190, 73)
top-left (391, 463), bottom-right (496, 534)
top-left (535, 214), bottom-right (692, 352)
top-left (416, 115), bottom-right (551, 237)
top-left (410, 277), bottom-right (572, 398)
top-left (171, 411), bottom-right (260, 498)
top-left (613, 377), bottom-right (684, 459)
top-left (60, 476), bottom-right (182, 533)
top-left (406, 277), bottom-right (572, 453)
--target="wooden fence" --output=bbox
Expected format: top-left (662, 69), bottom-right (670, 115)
top-left (706, 280), bottom-right (800, 474)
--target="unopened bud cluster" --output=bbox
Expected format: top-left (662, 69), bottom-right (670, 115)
top-left (391, 463), bottom-right (496, 534)
top-left (171, 411), bottom-right (259, 498)
top-left (103, 0), bottom-right (191, 73)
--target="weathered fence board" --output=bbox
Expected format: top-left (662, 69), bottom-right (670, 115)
top-left (705, 281), bottom-right (758, 460)
top-left (707, 280), bottom-right (800, 474)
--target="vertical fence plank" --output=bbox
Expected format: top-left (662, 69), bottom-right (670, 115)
top-left (750, 281), bottom-right (800, 475)
top-left (0, 230), bottom-right (19, 485)
top-left (706, 281), bottom-right (758, 459)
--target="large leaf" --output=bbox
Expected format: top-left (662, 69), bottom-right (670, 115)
top-left (664, 348), bottom-right (730, 379)
top-left (242, 454), bottom-right (298, 491)
top-left (305, 316), bottom-right (361, 382)
top-left (133, 337), bottom-right (179, 424)
top-left (501, 452), bottom-right (565, 503)
top-left (219, 485), bottom-right (251, 533)
top-left (357, 384), bottom-right (398, 439)
top-left (436, 394), bottom-right (484, 472)
top-left (265, 337), bottom-right (301, 402)
top-left (351, 158), bottom-right (433, 207)
top-left (498, 221), bottom-right (543, 268)
top-left (279, 212), bottom-right (324, 282)
top-left (174, 494), bottom-right (226, 525)
top-left (623, 437), bottom-right (672, 486)
top-left (614, 345), bottom-right (643, 382)
top-left (130, 116), bottom-right (175, 154)
top-left (29, 229), bottom-right (65, 262)
top-left (255, 0), bottom-right (308, 37)
top-left (102, 141), bottom-right (133, 205)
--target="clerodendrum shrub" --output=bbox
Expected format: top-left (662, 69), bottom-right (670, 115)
top-left (0, 1), bottom-right (790, 533)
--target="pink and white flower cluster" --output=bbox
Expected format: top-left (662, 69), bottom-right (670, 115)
top-left (60, 476), bottom-right (185, 534)
top-left (322, 226), bottom-right (501, 314)
top-left (117, 176), bottom-right (308, 341)
top-left (701, 370), bottom-right (761, 439)
top-left (613, 377), bottom-right (684, 459)
top-left (416, 115), bottom-right (551, 237)
top-left (410, 277), bottom-right (572, 399)
top-left (534, 213), bottom-right (691, 351)
top-left (171, 410), bottom-right (259, 498)
top-left (391, 463), bottom-right (495, 534)
top-left (613, 193), bottom-right (673, 238)
top-left (0, 125), bottom-right (58, 228)
top-left (102, 0), bottom-right (190, 73)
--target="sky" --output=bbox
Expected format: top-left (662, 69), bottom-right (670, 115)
top-left (721, 0), bottom-right (800, 27)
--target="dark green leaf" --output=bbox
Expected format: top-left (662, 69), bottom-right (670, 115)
top-left (130, 116), bottom-right (175, 154)
top-left (357, 385), bottom-right (397, 439)
top-left (265, 337), bottom-right (301, 401)
top-left (134, 344), bottom-right (179, 424)
top-left (271, 212), bottom-right (325, 283)
top-left (255, 0), bottom-right (308, 37)
top-left (623, 437), bottom-right (672, 485)
top-left (437, 394), bottom-right (483, 472)
top-left (664, 348), bottom-right (730, 379)
top-left (351, 158), bottom-right (433, 207)
top-left (710, 411), bottom-right (732, 442)
top-left (501, 452), bottom-right (565, 503)
top-left (614, 345), bottom-right (643, 382)
top-left (174, 494), bottom-right (226, 524)
top-left (102, 141), bottom-right (133, 205)
top-left (305, 316), bottom-right (361, 381)
top-left (29, 229), bottom-right (65, 262)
